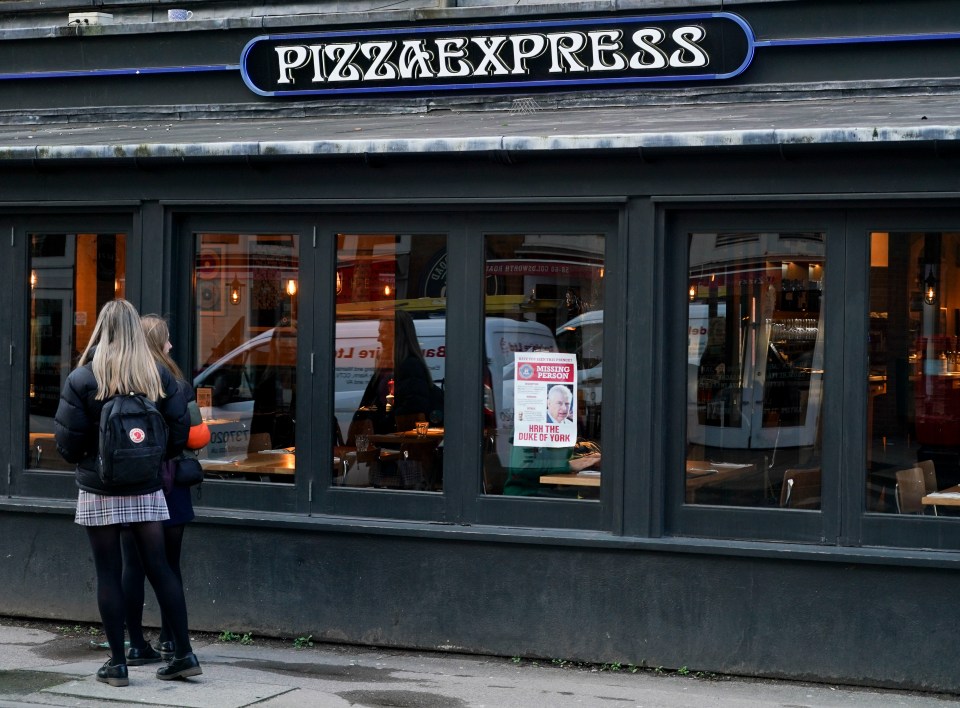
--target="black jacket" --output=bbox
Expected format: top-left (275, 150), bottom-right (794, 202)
top-left (54, 361), bottom-right (190, 495)
top-left (394, 355), bottom-right (433, 418)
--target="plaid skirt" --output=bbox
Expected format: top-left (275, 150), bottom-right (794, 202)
top-left (74, 490), bottom-right (169, 527)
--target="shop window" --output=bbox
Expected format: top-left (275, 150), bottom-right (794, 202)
top-left (867, 231), bottom-right (960, 516)
top-left (481, 233), bottom-right (605, 498)
top-left (333, 234), bottom-right (447, 492)
top-left (192, 233), bottom-right (298, 483)
top-left (686, 232), bottom-right (825, 508)
top-left (27, 233), bottom-right (127, 471)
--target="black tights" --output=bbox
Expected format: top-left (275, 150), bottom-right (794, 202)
top-left (121, 524), bottom-right (186, 649)
top-left (86, 522), bottom-right (192, 665)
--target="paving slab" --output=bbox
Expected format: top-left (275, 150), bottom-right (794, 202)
top-left (2, 618), bottom-right (958, 708)
top-left (42, 669), bottom-right (294, 708)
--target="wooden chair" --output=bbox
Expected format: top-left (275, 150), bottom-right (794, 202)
top-left (247, 432), bottom-right (272, 453)
top-left (895, 467), bottom-right (926, 514)
top-left (916, 459), bottom-right (937, 494)
top-left (916, 459), bottom-right (940, 515)
top-left (332, 418), bottom-right (375, 486)
top-left (779, 467), bottom-right (821, 509)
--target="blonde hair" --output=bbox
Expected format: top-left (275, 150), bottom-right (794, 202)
top-left (140, 314), bottom-right (185, 381)
top-left (78, 299), bottom-right (164, 401)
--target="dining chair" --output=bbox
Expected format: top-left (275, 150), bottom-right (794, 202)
top-left (916, 459), bottom-right (939, 516)
top-left (894, 466), bottom-right (926, 514)
top-left (247, 432), bottom-right (272, 453)
top-left (916, 458), bottom-right (938, 494)
top-left (779, 467), bottom-right (821, 509)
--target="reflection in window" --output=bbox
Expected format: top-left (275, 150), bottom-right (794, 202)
top-left (28, 233), bottom-right (126, 471)
top-left (192, 233), bottom-right (298, 483)
top-left (868, 231), bottom-right (960, 516)
top-left (333, 234), bottom-right (447, 492)
top-left (687, 232), bottom-right (824, 508)
top-left (482, 233), bottom-right (605, 498)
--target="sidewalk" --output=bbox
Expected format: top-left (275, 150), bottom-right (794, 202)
top-left (0, 618), bottom-right (956, 708)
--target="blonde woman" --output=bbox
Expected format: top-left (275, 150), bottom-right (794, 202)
top-left (54, 300), bottom-right (201, 686)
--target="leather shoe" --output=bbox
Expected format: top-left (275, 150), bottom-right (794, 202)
top-left (156, 652), bottom-right (202, 680)
top-left (96, 660), bottom-right (129, 687)
top-left (127, 644), bottom-right (163, 666)
top-left (155, 640), bottom-right (175, 661)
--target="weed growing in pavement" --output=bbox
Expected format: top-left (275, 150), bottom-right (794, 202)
top-left (511, 656), bottom-right (522, 664)
top-left (677, 665), bottom-right (690, 676)
top-left (293, 635), bottom-right (313, 649)
top-left (219, 630), bottom-right (254, 644)
top-left (55, 624), bottom-right (92, 636)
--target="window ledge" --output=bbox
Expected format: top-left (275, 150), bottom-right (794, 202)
top-left (3, 497), bottom-right (957, 569)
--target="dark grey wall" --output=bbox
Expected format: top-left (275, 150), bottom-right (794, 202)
top-left (2, 0), bottom-right (960, 112)
top-left (1, 507), bottom-right (956, 693)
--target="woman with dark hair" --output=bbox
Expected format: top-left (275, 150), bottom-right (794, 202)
top-left (358, 310), bottom-right (434, 429)
top-left (54, 300), bottom-right (201, 687)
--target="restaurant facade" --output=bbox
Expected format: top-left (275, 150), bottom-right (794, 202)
top-left (2, 0), bottom-right (960, 692)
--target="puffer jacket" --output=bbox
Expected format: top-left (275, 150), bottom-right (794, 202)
top-left (54, 360), bottom-right (190, 495)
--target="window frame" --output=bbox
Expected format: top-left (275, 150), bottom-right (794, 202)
top-left (848, 209), bottom-right (960, 551)
top-left (10, 211), bottom-right (140, 500)
top-left (172, 213), bottom-right (312, 514)
top-left (664, 208), bottom-right (846, 544)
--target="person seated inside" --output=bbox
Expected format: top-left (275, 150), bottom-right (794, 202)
top-left (502, 441), bottom-right (601, 497)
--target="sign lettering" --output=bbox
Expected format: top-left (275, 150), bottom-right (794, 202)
top-left (242, 13), bottom-right (754, 97)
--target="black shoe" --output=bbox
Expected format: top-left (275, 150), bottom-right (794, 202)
top-left (155, 640), bottom-right (175, 661)
top-left (96, 660), bottom-right (129, 687)
top-left (156, 652), bottom-right (202, 680)
top-left (127, 645), bottom-right (163, 666)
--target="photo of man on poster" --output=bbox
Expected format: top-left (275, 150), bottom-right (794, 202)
top-left (546, 384), bottom-right (575, 431)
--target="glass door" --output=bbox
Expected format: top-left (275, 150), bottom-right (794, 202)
top-left (28, 231), bottom-right (128, 472)
top-left (688, 232), bottom-right (825, 454)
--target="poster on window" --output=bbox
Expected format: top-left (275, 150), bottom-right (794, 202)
top-left (513, 352), bottom-right (577, 448)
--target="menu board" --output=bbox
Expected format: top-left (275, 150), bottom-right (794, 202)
top-left (513, 352), bottom-right (577, 448)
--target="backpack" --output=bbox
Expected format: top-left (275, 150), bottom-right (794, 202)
top-left (97, 392), bottom-right (169, 487)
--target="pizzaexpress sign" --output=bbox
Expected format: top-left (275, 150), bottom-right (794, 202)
top-left (241, 12), bottom-right (754, 97)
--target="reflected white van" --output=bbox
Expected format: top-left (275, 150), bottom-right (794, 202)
top-left (193, 317), bottom-right (557, 462)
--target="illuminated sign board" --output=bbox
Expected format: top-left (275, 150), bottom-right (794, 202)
top-left (241, 12), bottom-right (754, 97)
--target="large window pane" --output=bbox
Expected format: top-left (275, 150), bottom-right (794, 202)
top-left (28, 233), bottom-right (127, 472)
top-left (868, 231), bottom-right (960, 516)
top-left (482, 233), bottom-right (605, 498)
top-left (334, 234), bottom-right (446, 492)
top-left (687, 232), bottom-right (825, 508)
top-left (192, 233), bottom-right (298, 483)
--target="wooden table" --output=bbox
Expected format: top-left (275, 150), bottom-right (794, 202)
top-left (367, 429), bottom-right (445, 446)
top-left (685, 460), bottom-right (756, 503)
top-left (539, 471), bottom-right (601, 487)
top-left (200, 452), bottom-right (296, 480)
top-left (922, 484), bottom-right (960, 507)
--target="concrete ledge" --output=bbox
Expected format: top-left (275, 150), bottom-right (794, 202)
top-left (3, 497), bottom-right (959, 569)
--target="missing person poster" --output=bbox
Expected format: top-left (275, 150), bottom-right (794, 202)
top-left (513, 351), bottom-right (577, 448)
